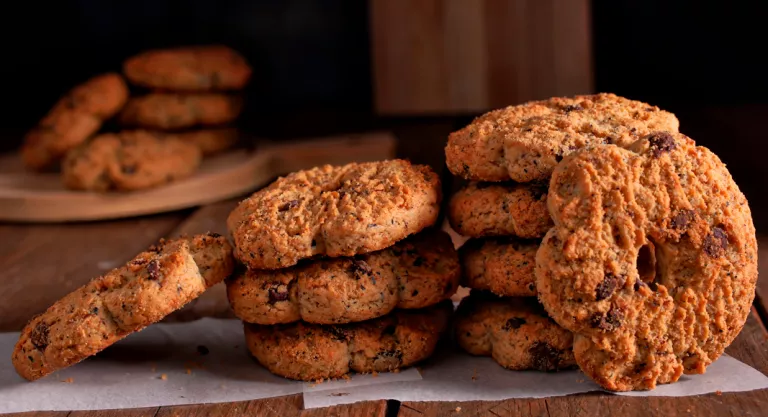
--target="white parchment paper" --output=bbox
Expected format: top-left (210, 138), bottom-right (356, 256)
top-left (1, 318), bottom-right (767, 413)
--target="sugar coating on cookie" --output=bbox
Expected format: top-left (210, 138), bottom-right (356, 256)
top-left (228, 229), bottom-right (459, 324)
top-left (227, 159), bottom-right (442, 270)
top-left (21, 73), bottom-right (129, 171)
top-left (445, 93), bottom-right (680, 183)
top-left (123, 45), bottom-right (252, 91)
top-left (118, 94), bottom-right (243, 130)
top-left (244, 301), bottom-right (452, 381)
top-left (62, 130), bottom-right (202, 192)
top-left (449, 182), bottom-right (552, 238)
top-left (162, 128), bottom-right (239, 156)
top-left (535, 132), bottom-right (757, 391)
top-left (460, 237), bottom-right (539, 297)
top-left (455, 291), bottom-right (575, 371)
top-left (12, 233), bottom-right (234, 381)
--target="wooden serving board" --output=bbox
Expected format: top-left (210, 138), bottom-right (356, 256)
top-left (0, 132), bottom-right (396, 223)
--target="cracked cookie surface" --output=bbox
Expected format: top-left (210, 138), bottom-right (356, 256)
top-left (535, 132), bottom-right (757, 391)
top-left (227, 159), bottom-right (441, 270)
top-left (13, 233), bottom-right (234, 381)
top-left (445, 93), bottom-right (679, 183)
top-left (228, 229), bottom-right (459, 324)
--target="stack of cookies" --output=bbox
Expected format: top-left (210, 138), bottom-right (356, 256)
top-left (445, 93), bottom-right (758, 392)
top-left (20, 45), bottom-right (251, 192)
top-left (225, 159), bottom-right (460, 381)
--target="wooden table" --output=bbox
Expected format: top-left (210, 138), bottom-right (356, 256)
top-left (1, 122), bottom-right (767, 417)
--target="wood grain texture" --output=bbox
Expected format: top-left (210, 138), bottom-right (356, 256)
top-left (399, 310), bottom-right (768, 416)
top-left (370, 0), bottom-right (593, 115)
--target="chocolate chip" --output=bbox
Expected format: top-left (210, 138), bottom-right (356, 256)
top-left (367, 223), bottom-right (378, 228)
top-left (562, 104), bottom-right (583, 113)
top-left (279, 200), bottom-right (299, 212)
top-left (647, 132), bottom-right (677, 158)
top-left (595, 273), bottom-right (622, 301)
top-left (197, 345), bottom-right (210, 355)
top-left (91, 307), bottom-right (99, 314)
top-left (327, 326), bottom-right (350, 341)
top-left (555, 153), bottom-right (564, 163)
top-left (350, 259), bottom-right (373, 276)
top-left (503, 317), bottom-right (527, 330)
top-left (30, 323), bottom-right (50, 351)
top-left (462, 163), bottom-right (471, 175)
top-left (529, 342), bottom-right (567, 372)
top-left (671, 209), bottom-right (695, 230)
top-left (146, 260), bottom-right (161, 280)
top-left (208, 232), bottom-right (222, 238)
top-left (703, 227), bottom-right (728, 257)
top-left (268, 287), bottom-right (289, 303)
top-left (591, 307), bottom-right (624, 331)
top-left (634, 280), bottom-right (648, 291)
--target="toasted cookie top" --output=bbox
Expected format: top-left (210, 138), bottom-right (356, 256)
top-left (12, 233), bottom-right (234, 381)
top-left (535, 132), bottom-right (757, 391)
top-left (227, 159), bottom-right (441, 269)
top-left (227, 229), bottom-right (459, 324)
top-left (445, 93), bottom-right (680, 183)
top-left (123, 45), bottom-right (252, 91)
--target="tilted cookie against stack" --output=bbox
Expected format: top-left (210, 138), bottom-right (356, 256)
top-left (119, 46), bottom-right (251, 157)
top-left (444, 93), bottom-right (682, 374)
top-left (226, 159), bottom-right (458, 381)
top-left (12, 233), bottom-right (234, 381)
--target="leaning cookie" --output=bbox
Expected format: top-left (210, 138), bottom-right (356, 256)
top-left (245, 301), bottom-right (452, 381)
top-left (118, 93), bottom-right (243, 130)
top-left (449, 182), bottom-right (552, 239)
top-left (12, 233), bottom-right (234, 381)
top-left (62, 130), bottom-right (202, 192)
top-left (460, 237), bottom-right (539, 297)
top-left (536, 131), bottom-right (758, 391)
top-left (454, 291), bottom-right (575, 372)
top-left (227, 159), bottom-right (441, 270)
top-left (21, 73), bottom-right (129, 171)
top-left (123, 45), bottom-right (252, 91)
top-left (445, 93), bottom-right (679, 183)
top-left (228, 229), bottom-right (459, 325)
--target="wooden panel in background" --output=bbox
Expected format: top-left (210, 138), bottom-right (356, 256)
top-left (370, 0), bottom-right (594, 115)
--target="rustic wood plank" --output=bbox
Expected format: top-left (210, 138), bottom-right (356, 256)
top-left (300, 400), bottom-right (387, 417)
top-left (154, 394), bottom-right (302, 417)
top-left (0, 212), bottom-right (186, 331)
top-left (2, 412), bottom-right (69, 417)
top-left (399, 311), bottom-right (768, 416)
top-left (68, 408), bottom-right (159, 417)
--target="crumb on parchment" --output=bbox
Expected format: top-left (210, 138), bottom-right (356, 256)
top-left (455, 407), bottom-right (461, 412)
top-left (160, 374), bottom-right (168, 380)
top-left (61, 378), bottom-right (74, 383)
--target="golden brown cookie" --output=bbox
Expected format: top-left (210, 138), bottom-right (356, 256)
top-left (62, 130), bottom-right (202, 192)
top-left (123, 45), bottom-right (252, 91)
top-left (455, 292), bottom-right (574, 371)
top-left (118, 94), bottom-right (243, 130)
top-left (163, 128), bottom-right (239, 156)
top-left (448, 182), bottom-right (552, 238)
top-left (12, 233), bottom-right (234, 381)
top-left (455, 291), bottom-right (575, 371)
top-left (244, 301), bottom-right (452, 381)
top-left (21, 73), bottom-right (129, 171)
top-left (228, 229), bottom-right (459, 325)
top-left (536, 132), bottom-right (758, 391)
top-left (460, 237), bottom-right (539, 297)
top-left (227, 159), bottom-right (441, 270)
top-left (445, 93), bottom-right (679, 183)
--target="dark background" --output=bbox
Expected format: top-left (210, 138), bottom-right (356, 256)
top-left (0, 0), bottom-right (766, 228)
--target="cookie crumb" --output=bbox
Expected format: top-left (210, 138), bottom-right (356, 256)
top-left (329, 392), bottom-right (349, 397)
top-left (455, 407), bottom-right (462, 413)
top-left (393, 368), bottom-right (400, 374)
top-left (185, 368), bottom-right (192, 375)
top-left (372, 371), bottom-right (379, 377)
top-left (715, 390), bottom-right (722, 396)
top-left (61, 377), bottom-right (74, 383)
top-left (471, 368), bottom-right (478, 381)
top-left (160, 374), bottom-right (168, 380)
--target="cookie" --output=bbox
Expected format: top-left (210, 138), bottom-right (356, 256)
top-left (445, 93), bottom-right (680, 183)
top-left (123, 45), bottom-right (252, 91)
top-left (62, 130), bottom-right (202, 191)
top-left (118, 93), bottom-right (243, 130)
top-left (227, 159), bottom-right (441, 270)
top-left (244, 301), bottom-right (452, 381)
top-left (228, 229), bottom-right (459, 325)
top-left (535, 132), bottom-right (758, 391)
top-left (21, 73), bottom-right (129, 170)
top-left (448, 182), bottom-right (552, 238)
top-left (12, 233), bottom-right (234, 381)
top-left (455, 291), bottom-right (575, 371)
top-left (460, 237), bottom-right (539, 297)
top-left (163, 128), bottom-right (239, 156)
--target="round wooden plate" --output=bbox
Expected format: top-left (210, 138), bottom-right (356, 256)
top-left (0, 132), bottom-right (396, 223)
